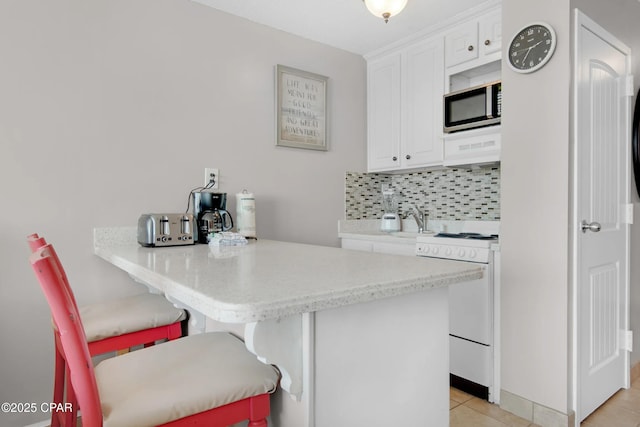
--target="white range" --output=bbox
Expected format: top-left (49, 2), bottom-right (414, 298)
top-left (416, 220), bottom-right (500, 403)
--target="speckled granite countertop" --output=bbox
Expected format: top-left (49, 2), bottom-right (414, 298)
top-left (94, 227), bottom-right (482, 323)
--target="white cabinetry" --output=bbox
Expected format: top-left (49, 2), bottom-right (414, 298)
top-left (479, 10), bottom-right (502, 57)
top-left (445, 20), bottom-right (479, 68)
top-left (367, 54), bottom-right (401, 171)
top-left (443, 125), bottom-right (501, 168)
top-left (366, 6), bottom-right (501, 172)
top-left (445, 10), bottom-right (502, 71)
top-left (341, 238), bottom-right (416, 256)
top-left (367, 37), bottom-right (444, 172)
top-left (443, 8), bottom-right (502, 167)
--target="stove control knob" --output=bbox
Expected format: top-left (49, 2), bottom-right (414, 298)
top-left (468, 249), bottom-right (477, 259)
top-left (160, 236), bottom-right (168, 242)
top-left (445, 247), bottom-right (452, 256)
top-left (432, 246), bottom-right (439, 255)
top-left (423, 245), bottom-right (430, 254)
top-left (458, 248), bottom-right (466, 257)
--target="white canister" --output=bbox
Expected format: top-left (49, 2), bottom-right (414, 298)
top-left (236, 190), bottom-right (256, 238)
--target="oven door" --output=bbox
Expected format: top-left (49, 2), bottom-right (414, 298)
top-left (449, 263), bottom-right (491, 345)
top-left (448, 262), bottom-right (494, 394)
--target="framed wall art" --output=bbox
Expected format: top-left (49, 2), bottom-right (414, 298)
top-left (276, 65), bottom-right (328, 151)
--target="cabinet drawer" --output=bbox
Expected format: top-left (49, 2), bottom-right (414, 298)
top-left (341, 239), bottom-right (374, 252)
top-left (372, 242), bottom-right (416, 256)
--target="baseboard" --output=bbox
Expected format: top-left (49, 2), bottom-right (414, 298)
top-left (500, 390), bottom-right (574, 427)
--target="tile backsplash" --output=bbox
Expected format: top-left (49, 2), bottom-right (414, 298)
top-left (345, 167), bottom-right (500, 221)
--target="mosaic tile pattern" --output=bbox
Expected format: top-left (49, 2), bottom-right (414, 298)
top-left (345, 167), bottom-right (500, 221)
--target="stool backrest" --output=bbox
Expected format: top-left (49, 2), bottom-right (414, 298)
top-left (27, 233), bottom-right (47, 252)
top-left (30, 245), bottom-right (103, 426)
top-left (27, 233), bottom-right (79, 313)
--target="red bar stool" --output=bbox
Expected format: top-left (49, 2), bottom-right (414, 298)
top-left (28, 234), bottom-right (186, 426)
top-left (29, 244), bottom-right (280, 427)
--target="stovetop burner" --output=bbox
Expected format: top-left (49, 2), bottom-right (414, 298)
top-left (434, 232), bottom-right (499, 240)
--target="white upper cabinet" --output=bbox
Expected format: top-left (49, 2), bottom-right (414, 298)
top-left (445, 20), bottom-right (479, 68)
top-left (367, 37), bottom-right (444, 172)
top-left (445, 10), bottom-right (502, 71)
top-left (479, 10), bottom-right (502, 57)
top-left (367, 53), bottom-right (402, 171)
top-left (403, 39), bottom-right (445, 170)
top-left (366, 6), bottom-right (501, 172)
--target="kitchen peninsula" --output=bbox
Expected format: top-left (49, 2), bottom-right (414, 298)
top-left (94, 227), bottom-right (483, 427)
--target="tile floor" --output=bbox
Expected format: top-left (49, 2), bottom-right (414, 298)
top-left (581, 378), bottom-right (640, 427)
top-left (450, 378), bottom-right (640, 427)
top-left (450, 388), bottom-right (536, 427)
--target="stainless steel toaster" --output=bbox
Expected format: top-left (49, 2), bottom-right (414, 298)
top-left (137, 214), bottom-right (195, 247)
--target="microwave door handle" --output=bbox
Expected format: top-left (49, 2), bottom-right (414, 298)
top-left (486, 86), bottom-right (494, 119)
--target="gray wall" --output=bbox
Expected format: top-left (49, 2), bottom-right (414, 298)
top-left (501, 0), bottom-right (572, 415)
top-left (501, 0), bottom-right (640, 419)
top-left (0, 1), bottom-right (366, 425)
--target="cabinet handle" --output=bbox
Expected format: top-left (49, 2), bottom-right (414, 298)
top-left (484, 39), bottom-right (491, 46)
top-left (392, 156), bottom-right (398, 161)
top-left (405, 154), bottom-right (411, 160)
top-left (468, 45), bottom-right (474, 51)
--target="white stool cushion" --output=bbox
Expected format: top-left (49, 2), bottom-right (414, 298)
top-left (80, 293), bottom-right (186, 342)
top-left (95, 332), bottom-right (280, 427)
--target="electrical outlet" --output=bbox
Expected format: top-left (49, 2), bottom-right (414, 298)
top-left (204, 168), bottom-right (219, 190)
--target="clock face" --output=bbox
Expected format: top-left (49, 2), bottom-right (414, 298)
top-left (508, 23), bottom-right (557, 73)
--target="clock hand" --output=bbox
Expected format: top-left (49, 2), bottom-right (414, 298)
top-left (512, 39), bottom-right (545, 55)
top-left (522, 40), bottom-right (546, 64)
top-left (530, 40), bottom-right (543, 49)
top-left (522, 47), bottom-right (533, 64)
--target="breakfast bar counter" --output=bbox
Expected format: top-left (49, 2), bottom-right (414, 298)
top-left (94, 227), bottom-right (483, 427)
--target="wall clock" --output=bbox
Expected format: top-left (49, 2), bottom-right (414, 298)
top-left (508, 22), bottom-right (557, 73)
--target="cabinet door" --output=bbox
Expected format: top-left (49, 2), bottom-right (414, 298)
top-left (341, 239), bottom-right (374, 252)
top-left (372, 242), bottom-right (416, 256)
top-left (367, 54), bottom-right (401, 172)
top-left (445, 20), bottom-right (479, 68)
top-left (479, 10), bottom-right (502, 56)
top-left (403, 38), bottom-right (444, 168)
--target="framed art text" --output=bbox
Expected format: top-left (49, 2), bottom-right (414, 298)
top-left (276, 65), bottom-right (328, 151)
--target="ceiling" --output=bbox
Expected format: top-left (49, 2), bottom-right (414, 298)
top-left (191, 0), bottom-right (494, 55)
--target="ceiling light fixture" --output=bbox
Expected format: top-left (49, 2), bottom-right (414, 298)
top-left (363, 0), bottom-right (408, 23)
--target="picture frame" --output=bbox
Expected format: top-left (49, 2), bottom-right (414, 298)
top-left (276, 65), bottom-right (328, 151)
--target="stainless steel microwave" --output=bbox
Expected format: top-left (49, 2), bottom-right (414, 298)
top-left (444, 81), bottom-right (502, 133)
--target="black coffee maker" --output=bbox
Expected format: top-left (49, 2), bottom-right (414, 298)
top-left (192, 191), bottom-right (234, 243)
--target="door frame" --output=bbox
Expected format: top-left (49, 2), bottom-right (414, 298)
top-left (571, 9), bottom-right (632, 425)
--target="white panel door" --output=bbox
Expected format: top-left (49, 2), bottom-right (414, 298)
top-left (575, 11), bottom-right (631, 422)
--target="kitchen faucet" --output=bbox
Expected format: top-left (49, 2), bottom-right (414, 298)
top-left (407, 205), bottom-right (427, 233)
